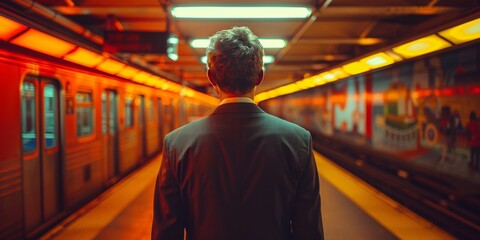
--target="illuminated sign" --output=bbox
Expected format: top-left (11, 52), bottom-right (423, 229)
top-left (104, 31), bottom-right (169, 54)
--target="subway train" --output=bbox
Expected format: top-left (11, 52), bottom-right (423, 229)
top-left (260, 41), bottom-right (480, 239)
top-left (0, 19), bottom-right (216, 240)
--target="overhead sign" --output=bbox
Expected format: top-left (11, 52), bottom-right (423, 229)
top-left (104, 31), bottom-right (169, 54)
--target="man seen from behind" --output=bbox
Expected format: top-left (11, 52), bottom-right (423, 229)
top-left (152, 26), bottom-right (324, 240)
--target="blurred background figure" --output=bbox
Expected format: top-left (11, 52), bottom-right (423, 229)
top-left (466, 111), bottom-right (480, 170)
top-left (439, 106), bottom-right (456, 165)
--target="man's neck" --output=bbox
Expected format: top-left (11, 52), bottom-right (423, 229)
top-left (218, 90), bottom-right (255, 101)
top-left (217, 88), bottom-right (255, 100)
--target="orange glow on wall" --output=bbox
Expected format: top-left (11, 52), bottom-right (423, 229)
top-left (0, 15), bottom-right (28, 41)
top-left (63, 47), bottom-right (104, 67)
top-left (96, 59), bottom-right (125, 74)
top-left (10, 29), bottom-right (76, 57)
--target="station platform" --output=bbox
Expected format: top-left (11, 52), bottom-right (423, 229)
top-left (39, 152), bottom-right (455, 240)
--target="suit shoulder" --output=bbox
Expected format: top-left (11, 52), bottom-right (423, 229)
top-left (165, 116), bottom-right (208, 139)
top-left (262, 113), bottom-right (311, 136)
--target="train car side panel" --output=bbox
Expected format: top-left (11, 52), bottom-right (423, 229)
top-left (0, 59), bottom-right (23, 240)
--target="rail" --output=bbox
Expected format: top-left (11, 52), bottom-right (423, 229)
top-left (311, 132), bottom-right (480, 239)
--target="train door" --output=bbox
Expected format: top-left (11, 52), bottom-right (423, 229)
top-left (157, 98), bottom-right (163, 151)
top-left (139, 95), bottom-right (148, 160)
top-left (102, 90), bottom-right (119, 182)
top-left (21, 77), bottom-right (62, 233)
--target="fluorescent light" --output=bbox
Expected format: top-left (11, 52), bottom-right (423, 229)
top-left (169, 53), bottom-right (179, 61)
top-left (275, 84), bottom-right (301, 95)
top-left (171, 6), bottom-right (311, 19)
top-left (360, 52), bottom-right (395, 69)
top-left (117, 66), bottom-right (139, 79)
top-left (330, 68), bottom-right (350, 79)
top-left (168, 36), bottom-right (179, 44)
top-left (202, 55), bottom-right (274, 64)
top-left (438, 18), bottom-right (480, 44)
top-left (260, 39), bottom-right (286, 48)
top-left (0, 15), bottom-right (27, 41)
top-left (132, 71), bottom-right (151, 83)
top-left (64, 47), bottom-right (104, 67)
top-left (263, 55), bottom-right (275, 64)
top-left (10, 29), bottom-right (76, 58)
top-left (96, 59), bottom-right (125, 74)
top-left (318, 72), bottom-right (336, 82)
top-left (191, 39), bottom-right (210, 48)
top-left (342, 61), bottom-right (371, 75)
top-left (191, 38), bottom-right (286, 48)
top-left (392, 34), bottom-right (451, 59)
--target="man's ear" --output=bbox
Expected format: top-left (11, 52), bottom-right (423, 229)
top-left (254, 69), bottom-right (264, 86)
top-left (207, 69), bottom-right (217, 86)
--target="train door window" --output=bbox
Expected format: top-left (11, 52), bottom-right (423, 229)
top-left (76, 91), bottom-right (94, 136)
top-left (21, 82), bottom-right (37, 153)
top-left (125, 97), bottom-right (134, 128)
top-left (102, 91), bottom-right (118, 135)
top-left (149, 98), bottom-right (154, 122)
top-left (109, 93), bottom-right (116, 135)
top-left (102, 92), bottom-right (107, 135)
top-left (139, 95), bottom-right (148, 159)
top-left (102, 90), bottom-right (119, 180)
top-left (44, 84), bottom-right (57, 148)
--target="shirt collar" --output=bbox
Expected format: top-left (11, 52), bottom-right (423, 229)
top-left (219, 97), bottom-right (255, 106)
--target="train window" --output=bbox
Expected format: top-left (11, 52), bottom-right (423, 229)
top-left (125, 98), bottom-right (134, 128)
top-left (102, 92), bottom-right (107, 135)
top-left (149, 98), bottom-right (154, 122)
top-left (21, 82), bottom-right (37, 153)
top-left (76, 91), bottom-right (94, 136)
top-left (44, 84), bottom-right (57, 148)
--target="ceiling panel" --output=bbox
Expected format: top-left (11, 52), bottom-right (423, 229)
top-left (4, 0), bottom-right (478, 93)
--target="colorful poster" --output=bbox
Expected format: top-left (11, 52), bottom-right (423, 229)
top-left (261, 44), bottom-right (480, 184)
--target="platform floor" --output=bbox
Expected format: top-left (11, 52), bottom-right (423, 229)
top-left (40, 152), bottom-right (455, 240)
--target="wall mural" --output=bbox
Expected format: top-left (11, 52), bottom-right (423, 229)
top-left (261, 44), bottom-right (480, 184)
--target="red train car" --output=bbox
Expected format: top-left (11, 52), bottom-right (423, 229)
top-left (0, 23), bottom-right (215, 240)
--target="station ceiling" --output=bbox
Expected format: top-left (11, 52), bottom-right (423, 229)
top-left (4, 0), bottom-right (479, 94)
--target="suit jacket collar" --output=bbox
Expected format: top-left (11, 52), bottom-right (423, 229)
top-left (211, 103), bottom-right (265, 115)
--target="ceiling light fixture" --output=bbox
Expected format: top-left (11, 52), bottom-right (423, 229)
top-left (191, 38), bottom-right (286, 48)
top-left (392, 35), bottom-right (451, 59)
top-left (10, 29), bottom-right (76, 58)
top-left (171, 6), bottom-right (311, 19)
top-left (359, 52), bottom-right (396, 69)
top-left (438, 18), bottom-right (480, 44)
top-left (64, 47), bottom-right (104, 68)
top-left (0, 15), bottom-right (27, 41)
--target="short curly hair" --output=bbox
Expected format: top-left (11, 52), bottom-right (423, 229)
top-left (206, 26), bottom-right (264, 94)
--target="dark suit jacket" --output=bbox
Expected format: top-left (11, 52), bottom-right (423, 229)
top-left (152, 103), bottom-right (323, 240)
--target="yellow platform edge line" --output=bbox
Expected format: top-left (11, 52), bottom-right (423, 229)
top-left (314, 151), bottom-right (456, 240)
top-left (41, 156), bottom-right (161, 240)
